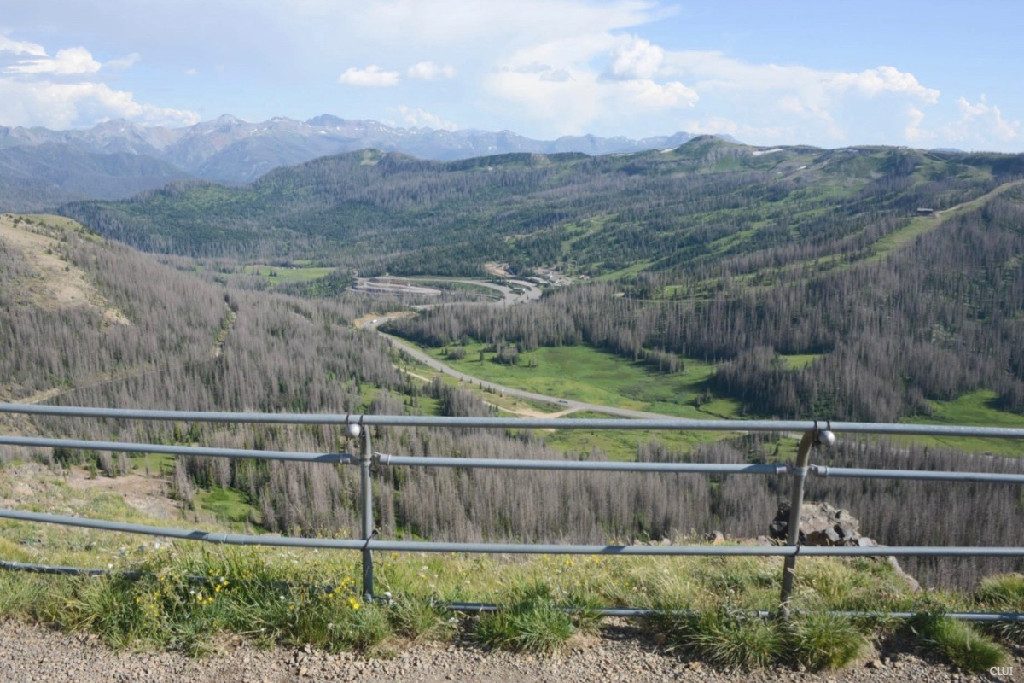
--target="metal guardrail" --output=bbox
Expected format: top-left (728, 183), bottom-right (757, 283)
top-left (1, 402), bottom-right (1023, 621)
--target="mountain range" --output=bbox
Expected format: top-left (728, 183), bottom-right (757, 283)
top-left (0, 115), bottom-right (698, 210)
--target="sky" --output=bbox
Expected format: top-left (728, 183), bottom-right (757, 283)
top-left (0, 0), bottom-right (1020, 151)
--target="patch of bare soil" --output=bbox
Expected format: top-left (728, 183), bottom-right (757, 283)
top-left (0, 214), bottom-right (130, 324)
top-left (354, 310), bottom-right (416, 329)
top-left (66, 468), bottom-right (179, 520)
top-left (484, 261), bottom-right (512, 277)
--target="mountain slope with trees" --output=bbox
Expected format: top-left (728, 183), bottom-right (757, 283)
top-left (387, 183), bottom-right (1024, 422)
top-left (0, 143), bottom-right (189, 211)
top-left (57, 138), bottom-right (1024, 424)
top-left (62, 138), bottom-right (1024, 273)
top-left (2, 206), bottom-right (1023, 589)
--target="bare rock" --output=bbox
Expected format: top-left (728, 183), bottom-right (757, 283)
top-left (770, 501), bottom-right (868, 546)
top-left (771, 501), bottom-right (921, 592)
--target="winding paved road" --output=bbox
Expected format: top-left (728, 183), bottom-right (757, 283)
top-left (368, 322), bottom-right (667, 419)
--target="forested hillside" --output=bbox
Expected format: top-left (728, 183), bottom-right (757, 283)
top-left (55, 136), bottom-right (1024, 422)
top-left (0, 144), bottom-right (189, 211)
top-left (64, 138), bottom-right (1024, 273)
top-left (388, 185), bottom-right (1024, 421)
top-left (4, 215), bottom-right (1023, 588)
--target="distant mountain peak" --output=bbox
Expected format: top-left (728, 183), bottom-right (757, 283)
top-left (0, 115), bottom-right (712, 189)
top-left (305, 114), bottom-right (346, 127)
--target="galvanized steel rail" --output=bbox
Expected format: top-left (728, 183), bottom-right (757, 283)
top-left (5, 402), bottom-right (1024, 438)
top-left (5, 507), bottom-right (1024, 558)
top-left (1, 401), bottom-right (1023, 622)
top-left (0, 434), bottom-right (353, 464)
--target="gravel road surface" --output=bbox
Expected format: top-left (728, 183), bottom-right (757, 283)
top-left (2, 620), bottom-right (1020, 682)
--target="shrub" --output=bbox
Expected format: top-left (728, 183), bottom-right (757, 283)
top-left (289, 597), bottom-right (392, 652)
top-left (650, 608), bottom-right (868, 672)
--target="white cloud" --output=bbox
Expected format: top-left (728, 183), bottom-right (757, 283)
top-left (666, 52), bottom-right (940, 106)
top-left (655, 50), bottom-right (942, 142)
top-left (904, 106), bottom-right (928, 143)
top-left (828, 66), bottom-right (939, 104)
top-left (0, 33), bottom-right (194, 129)
top-left (954, 95), bottom-right (1019, 141)
top-left (901, 96), bottom-right (1020, 149)
top-left (487, 33), bottom-right (698, 134)
top-left (665, 51), bottom-right (938, 102)
top-left (407, 61), bottom-right (455, 80)
top-left (0, 78), bottom-right (198, 128)
top-left (609, 37), bottom-right (663, 80)
top-left (396, 105), bottom-right (458, 130)
top-left (184, 67), bottom-right (198, 76)
top-left (338, 65), bottom-right (400, 87)
top-left (7, 47), bottom-right (102, 75)
top-left (682, 116), bottom-right (786, 141)
top-left (622, 79), bottom-right (696, 108)
top-left (106, 52), bottom-right (141, 70)
top-left (0, 33), bottom-right (46, 57)
top-left (347, 0), bottom-right (658, 48)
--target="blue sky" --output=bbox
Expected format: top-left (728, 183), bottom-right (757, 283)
top-left (0, 1), bottom-right (1020, 151)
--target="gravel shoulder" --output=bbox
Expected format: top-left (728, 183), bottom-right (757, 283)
top-left (2, 619), bottom-right (1021, 682)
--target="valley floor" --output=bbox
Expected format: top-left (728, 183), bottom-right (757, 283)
top-left (1, 619), bottom-right (1018, 682)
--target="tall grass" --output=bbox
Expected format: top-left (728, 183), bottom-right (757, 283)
top-left (0, 545), bottom-right (1018, 673)
top-left (976, 573), bottom-right (1024, 645)
top-left (648, 608), bottom-right (866, 671)
top-left (474, 583), bottom-right (576, 653)
top-left (910, 613), bottom-right (1008, 673)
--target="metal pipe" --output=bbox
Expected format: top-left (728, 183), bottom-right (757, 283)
top-left (360, 425), bottom-right (375, 602)
top-left (8, 433), bottom-right (1024, 483)
top-left (827, 610), bottom-right (1024, 623)
top-left (10, 433), bottom-right (1024, 482)
top-left (0, 434), bottom-right (353, 465)
top-left (5, 403), bottom-right (1024, 438)
top-left (0, 559), bottom-right (109, 576)
top-left (2, 509), bottom-right (1023, 557)
top-left (445, 604), bottom-right (1024, 622)
top-left (377, 454), bottom-right (787, 474)
top-left (780, 430), bottom-right (814, 612)
top-left (812, 465), bottom-right (1024, 484)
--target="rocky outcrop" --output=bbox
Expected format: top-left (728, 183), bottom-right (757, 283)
top-left (770, 501), bottom-right (874, 546)
top-left (770, 501), bottom-right (920, 591)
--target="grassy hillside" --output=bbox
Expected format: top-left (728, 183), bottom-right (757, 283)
top-left (425, 342), bottom-right (733, 417)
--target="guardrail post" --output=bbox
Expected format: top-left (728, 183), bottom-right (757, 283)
top-left (359, 420), bottom-right (375, 602)
top-left (779, 429), bottom-right (816, 615)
